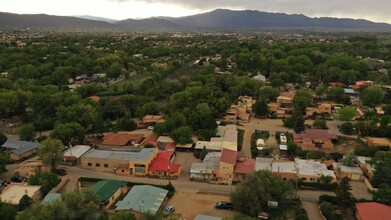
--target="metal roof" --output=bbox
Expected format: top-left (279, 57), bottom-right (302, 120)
top-left (115, 185), bottom-right (168, 215)
top-left (89, 180), bottom-right (126, 205)
top-left (82, 148), bottom-right (156, 163)
top-left (2, 140), bottom-right (41, 156)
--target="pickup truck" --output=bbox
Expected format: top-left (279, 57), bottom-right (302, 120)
top-left (215, 201), bottom-right (234, 210)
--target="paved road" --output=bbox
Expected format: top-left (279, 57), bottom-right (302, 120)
top-left (302, 202), bottom-right (323, 220)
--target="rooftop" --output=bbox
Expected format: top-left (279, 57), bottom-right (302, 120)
top-left (255, 157), bottom-right (273, 171)
top-left (82, 148), bottom-right (156, 163)
top-left (235, 159), bottom-right (255, 174)
top-left (149, 151), bottom-right (181, 172)
top-left (272, 161), bottom-right (296, 174)
top-left (190, 152), bottom-right (221, 173)
top-left (2, 140), bottom-right (41, 156)
top-left (195, 141), bottom-right (237, 152)
top-left (334, 163), bottom-right (363, 174)
top-left (194, 214), bottom-right (222, 220)
top-left (293, 129), bottom-right (338, 141)
top-left (211, 125), bottom-right (237, 143)
top-left (102, 133), bottom-right (144, 146)
top-left (356, 202), bottom-right (391, 220)
top-left (296, 159), bottom-right (336, 177)
top-left (157, 136), bottom-right (174, 143)
top-left (63, 145), bottom-right (91, 159)
top-left (42, 193), bottom-right (61, 204)
top-left (115, 185), bottom-right (168, 215)
top-left (220, 148), bottom-right (237, 165)
top-left (89, 180), bottom-right (126, 205)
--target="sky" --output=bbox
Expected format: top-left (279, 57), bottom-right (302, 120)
top-left (1, 0), bottom-right (390, 24)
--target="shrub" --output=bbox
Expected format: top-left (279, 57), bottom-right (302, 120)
top-left (296, 208), bottom-right (309, 220)
top-left (320, 201), bottom-right (336, 220)
top-left (298, 181), bottom-right (338, 191)
top-left (339, 122), bottom-right (356, 135)
top-left (319, 195), bottom-right (337, 204)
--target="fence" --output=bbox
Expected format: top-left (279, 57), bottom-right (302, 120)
top-left (364, 177), bottom-right (378, 192)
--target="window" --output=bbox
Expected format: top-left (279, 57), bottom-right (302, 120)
top-left (104, 163), bottom-right (109, 168)
top-left (121, 170), bottom-right (124, 173)
top-left (96, 163), bottom-right (100, 167)
top-left (310, 178), bottom-right (314, 181)
top-left (302, 177), bottom-right (306, 181)
top-left (87, 162), bottom-right (92, 166)
top-left (283, 178), bottom-right (287, 181)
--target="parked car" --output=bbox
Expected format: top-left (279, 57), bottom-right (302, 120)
top-left (54, 168), bottom-right (67, 176)
top-left (163, 206), bottom-right (175, 214)
top-left (215, 201), bottom-right (234, 210)
top-left (10, 175), bottom-right (24, 182)
top-left (147, 126), bottom-right (154, 130)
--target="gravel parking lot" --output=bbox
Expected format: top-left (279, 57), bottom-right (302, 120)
top-left (166, 189), bottom-right (235, 219)
top-left (173, 152), bottom-right (201, 181)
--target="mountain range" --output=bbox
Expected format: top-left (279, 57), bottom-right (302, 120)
top-left (1, 9), bottom-right (390, 30)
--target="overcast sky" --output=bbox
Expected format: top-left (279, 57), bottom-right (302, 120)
top-left (2, 0), bottom-right (390, 23)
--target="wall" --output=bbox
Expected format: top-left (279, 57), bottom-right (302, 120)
top-left (81, 157), bottom-right (128, 173)
top-left (219, 162), bottom-right (234, 184)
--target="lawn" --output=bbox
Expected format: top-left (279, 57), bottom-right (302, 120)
top-left (106, 73), bottom-right (147, 93)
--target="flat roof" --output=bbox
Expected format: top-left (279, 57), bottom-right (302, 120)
top-left (64, 145), bottom-right (91, 159)
top-left (0, 184), bottom-right (41, 205)
top-left (334, 163), bottom-right (363, 174)
top-left (296, 159), bottom-right (336, 177)
top-left (190, 152), bottom-right (221, 173)
top-left (195, 141), bottom-right (237, 151)
top-left (194, 214), bottom-right (222, 220)
top-left (255, 157), bottom-right (273, 171)
top-left (115, 185), bottom-right (168, 215)
top-left (272, 161), bottom-right (296, 174)
top-left (82, 148), bottom-right (156, 163)
top-left (211, 125), bottom-right (237, 143)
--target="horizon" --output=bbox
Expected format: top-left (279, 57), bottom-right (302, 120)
top-left (1, 0), bottom-right (391, 24)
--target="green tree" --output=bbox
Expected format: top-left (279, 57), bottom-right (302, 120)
top-left (0, 132), bottom-right (7, 146)
top-left (0, 202), bottom-right (17, 220)
top-left (283, 110), bottom-right (305, 134)
top-left (327, 87), bottom-right (348, 104)
top-left (106, 62), bottom-right (122, 78)
top-left (0, 150), bottom-right (10, 174)
top-left (373, 183), bottom-right (391, 205)
top-left (199, 146), bottom-right (208, 160)
top-left (57, 103), bottom-right (99, 129)
top-left (360, 86), bottom-right (385, 107)
top-left (112, 212), bottom-right (137, 220)
top-left (341, 153), bottom-right (358, 167)
top-left (320, 201), bottom-right (335, 220)
top-left (18, 124), bottom-right (36, 141)
top-left (37, 138), bottom-right (64, 172)
top-left (259, 86), bottom-right (280, 101)
top-left (313, 119), bottom-right (327, 129)
top-left (287, 142), bottom-right (297, 156)
top-left (50, 122), bottom-right (85, 146)
top-left (252, 99), bottom-right (268, 117)
top-left (335, 177), bottom-right (355, 215)
top-left (371, 151), bottom-right (391, 188)
top-left (17, 195), bottom-right (33, 211)
top-left (292, 88), bottom-right (312, 113)
top-left (296, 208), bottom-right (309, 220)
top-left (337, 106), bottom-right (357, 122)
top-left (339, 122), bottom-right (356, 135)
top-left (230, 170), bottom-right (294, 217)
top-left (170, 126), bottom-right (193, 144)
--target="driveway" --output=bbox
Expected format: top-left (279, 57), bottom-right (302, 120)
top-left (302, 202), bottom-right (323, 220)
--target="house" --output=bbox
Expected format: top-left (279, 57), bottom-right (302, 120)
top-left (148, 151), bottom-right (181, 179)
top-left (156, 136), bottom-right (175, 150)
top-left (355, 202), bottom-right (391, 220)
top-left (0, 183), bottom-right (41, 205)
top-left (194, 214), bottom-right (222, 220)
top-left (305, 103), bottom-right (332, 118)
top-left (268, 92), bottom-right (295, 118)
top-left (375, 106), bottom-right (385, 116)
top-left (195, 141), bottom-right (237, 152)
top-left (88, 96), bottom-right (100, 102)
top-left (343, 88), bottom-right (357, 96)
top-left (115, 185), bottom-right (168, 217)
top-left (357, 156), bottom-right (376, 179)
top-left (293, 129), bottom-right (338, 151)
top-left (190, 152), bottom-right (221, 181)
top-left (42, 193), bottom-right (62, 204)
top-left (328, 82), bottom-right (346, 87)
top-left (367, 137), bottom-right (391, 149)
top-left (255, 157), bottom-right (336, 183)
top-left (140, 133), bottom-right (159, 146)
top-left (63, 145), bottom-right (91, 165)
top-left (211, 125), bottom-right (238, 143)
top-left (252, 74), bottom-right (266, 82)
top-left (221, 96), bottom-right (255, 123)
top-left (1, 140), bottom-right (41, 160)
top-left (234, 159), bottom-right (255, 182)
top-left (101, 132), bottom-right (144, 146)
top-left (137, 115), bottom-right (164, 128)
top-left (219, 149), bottom-right (237, 184)
top-left (89, 180), bottom-right (127, 210)
top-left (333, 163), bottom-right (364, 180)
top-left (296, 159), bottom-right (336, 182)
top-left (16, 157), bottom-right (50, 178)
top-left (81, 148), bottom-right (158, 176)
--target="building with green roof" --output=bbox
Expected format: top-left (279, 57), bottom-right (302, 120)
top-left (115, 185), bottom-right (168, 215)
top-left (89, 180), bottom-right (127, 209)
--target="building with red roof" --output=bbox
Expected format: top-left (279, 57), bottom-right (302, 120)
top-left (219, 149), bottom-right (238, 184)
top-left (148, 151), bottom-right (181, 179)
top-left (101, 133), bottom-right (144, 146)
top-left (355, 202), bottom-right (391, 220)
top-left (234, 159), bottom-right (255, 182)
top-left (293, 129), bottom-right (338, 151)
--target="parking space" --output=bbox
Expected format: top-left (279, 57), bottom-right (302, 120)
top-left (173, 152), bottom-right (201, 181)
top-left (166, 189), bottom-right (235, 219)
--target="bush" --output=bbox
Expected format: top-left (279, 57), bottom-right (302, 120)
top-left (299, 181), bottom-right (338, 191)
top-left (320, 201), bottom-right (336, 220)
top-left (339, 122), bottom-right (356, 135)
top-left (296, 208), bottom-right (309, 220)
top-left (313, 119), bottom-right (328, 129)
top-left (319, 195), bottom-right (337, 204)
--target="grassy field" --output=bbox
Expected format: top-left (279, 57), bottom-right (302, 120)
top-left (104, 73), bottom-right (147, 94)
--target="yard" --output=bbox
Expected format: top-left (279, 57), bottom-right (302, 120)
top-left (165, 189), bottom-right (235, 219)
top-left (173, 152), bottom-right (201, 181)
top-left (105, 73), bottom-right (146, 93)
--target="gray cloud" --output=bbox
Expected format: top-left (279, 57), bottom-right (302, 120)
top-left (108, 0), bottom-right (391, 23)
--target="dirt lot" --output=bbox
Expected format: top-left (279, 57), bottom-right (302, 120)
top-left (173, 152), bottom-right (201, 181)
top-left (166, 189), bottom-right (235, 219)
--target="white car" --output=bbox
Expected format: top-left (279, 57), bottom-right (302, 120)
top-left (147, 126), bottom-right (154, 130)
